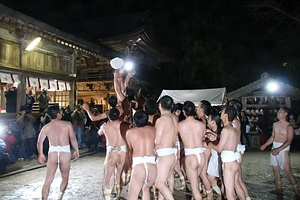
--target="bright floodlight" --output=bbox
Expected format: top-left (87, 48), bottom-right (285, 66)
top-left (124, 61), bottom-right (134, 71)
top-left (25, 37), bottom-right (41, 51)
top-left (267, 82), bottom-right (278, 92)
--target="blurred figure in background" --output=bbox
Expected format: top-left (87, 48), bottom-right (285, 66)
top-left (16, 105), bottom-right (36, 159)
top-left (4, 83), bottom-right (17, 113)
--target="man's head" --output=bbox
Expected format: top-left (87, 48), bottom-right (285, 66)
top-left (277, 107), bottom-right (290, 120)
top-left (158, 95), bottom-right (173, 111)
top-left (144, 99), bottom-right (158, 116)
top-left (134, 110), bottom-right (148, 127)
top-left (108, 108), bottom-right (120, 121)
top-left (172, 103), bottom-right (183, 116)
top-left (196, 100), bottom-right (211, 118)
top-left (182, 101), bottom-right (195, 117)
top-left (207, 112), bottom-right (221, 130)
top-left (228, 99), bottom-right (242, 114)
top-left (221, 105), bottom-right (237, 123)
top-left (108, 96), bottom-right (117, 108)
top-left (47, 105), bottom-right (62, 120)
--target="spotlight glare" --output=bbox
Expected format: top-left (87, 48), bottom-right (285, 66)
top-left (124, 61), bottom-right (134, 71)
top-left (267, 82), bottom-right (278, 92)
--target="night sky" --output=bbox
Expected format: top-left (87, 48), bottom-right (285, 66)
top-left (1, 0), bottom-right (300, 92)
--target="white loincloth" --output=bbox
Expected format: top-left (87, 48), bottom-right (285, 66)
top-left (207, 149), bottom-right (219, 177)
top-left (49, 145), bottom-right (71, 164)
top-left (270, 142), bottom-right (290, 170)
top-left (184, 147), bottom-right (205, 164)
top-left (221, 150), bottom-right (240, 163)
top-left (132, 156), bottom-right (156, 184)
top-left (237, 144), bottom-right (246, 154)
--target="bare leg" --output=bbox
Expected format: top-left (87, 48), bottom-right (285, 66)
top-left (200, 149), bottom-right (212, 199)
top-left (42, 153), bottom-right (58, 200)
top-left (128, 165), bottom-right (145, 200)
top-left (155, 155), bottom-right (176, 200)
top-left (223, 162), bottom-right (238, 200)
top-left (283, 152), bottom-right (300, 196)
top-left (58, 152), bottom-right (71, 200)
top-left (115, 153), bottom-right (126, 198)
top-left (272, 166), bottom-right (282, 192)
top-left (234, 169), bottom-right (246, 200)
top-left (185, 156), bottom-right (203, 200)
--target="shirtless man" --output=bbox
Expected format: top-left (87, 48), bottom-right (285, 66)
top-left (208, 106), bottom-right (243, 200)
top-left (178, 101), bottom-right (207, 200)
top-left (37, 105), bottom-right (79, 200)
top-left (126, 110), bottom-right (157, 200)
top-left (98, 108), bottom-right (127, 199)
top-left (196, 100), bottom-right (213, 198)
top-left (260, 107), bottom-right (300, 196)
top-left (229, 99), bottom-right (250, 200)
top-left (155, 95), bottom-right (178, 200)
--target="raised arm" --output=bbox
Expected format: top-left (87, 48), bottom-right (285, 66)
top-left (114, 70), bottom-right (126, 102)
top-left (82, 103), bottom-right (107, 121)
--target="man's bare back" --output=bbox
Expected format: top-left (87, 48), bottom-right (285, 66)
top-left (127, 111), bottom-right (156, 200)
top-left (37, 106), bottom-right (79, 200)
top-left (99, 108), bottom-right (126, 199)
top-left (155, 95), bottom-right (178, 200)
top-left (178, 101), bottom-right (206, 200)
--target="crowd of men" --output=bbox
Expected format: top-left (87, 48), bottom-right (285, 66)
top-left (35, 68), bottom-right (300, 200)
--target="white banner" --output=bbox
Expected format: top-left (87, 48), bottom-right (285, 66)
top-left (58, 81), bottom-right (66, 91)
top-left (40, 79), bottom-right (49, 89)
top-left (0, 72), bottom-right (13, 83)
top-left (49, 80), bottom-right (58, 90)
top-left (66, 82), bottom-right (71, 91)
top-left (28, 77), bottom-right (39, 87)
top-left (12, 74), bottom-right (20, 83)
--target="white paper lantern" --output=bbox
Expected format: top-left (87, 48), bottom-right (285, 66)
top-left (110, 57), bottom-right (124, 69)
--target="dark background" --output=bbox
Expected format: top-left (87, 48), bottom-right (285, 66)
top-left (1, 0), bottom-right (300, 93)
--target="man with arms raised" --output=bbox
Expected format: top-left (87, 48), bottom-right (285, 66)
top-left (260, 107), bottom-right (300, 196)
top-left (155, 95), bottom-right (178, 200)
top-left (126, 110), bottom-right (157, 200)
top-left (178, 101), bottom-right (207, 200)
top-left (208, 106), bottom-right (244, 200)
top-left (37, 106), bottom-right (79, 200)
top-left (98, 108), bottom-right (127, 199)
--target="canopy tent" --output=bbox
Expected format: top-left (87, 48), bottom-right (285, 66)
top-left (158, 87), bottom-right (227, 106)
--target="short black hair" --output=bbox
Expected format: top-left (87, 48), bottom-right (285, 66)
top-left (201, 100), bottom-right (211, 115)
top-left (228, 99), bottom-right (242, 113)
top-left (159, 95), bottom-right (173, 111)
top-left (171, 103), bottom-right (183, 113)
top-left (108, 108), bottom-right (120, 121)
top-left (134, 110), bottom-right (148, 127)
top-left (223, 105), bottom-right (237, 122)
top-left (183, 101), bottom-right (195, 116)
top-left (108, 96), bottom-right (117, 107)
top-left (145, 99), bottom-right (158, 115)
top-left (47, 105), bottom-right (60, 119)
